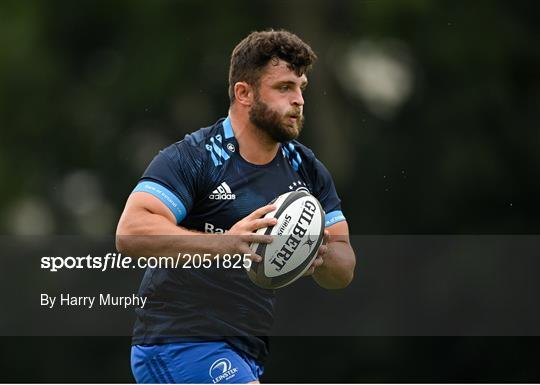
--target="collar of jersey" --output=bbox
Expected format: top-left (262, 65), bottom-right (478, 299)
top-left (223, 116), bottom-right (235, 139)
top-left (223, 115), bottom-right (289, 169)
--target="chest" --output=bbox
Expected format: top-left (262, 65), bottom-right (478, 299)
top-left (187, 154), bottom-right (312, 232)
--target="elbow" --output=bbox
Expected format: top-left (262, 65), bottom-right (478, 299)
top-left (329, 270), bottom-right (355, 289)
top-left (116, 215), bottom-right (159, 257)
top-left (323, 256), bottom-right (356, 289)
top-left (115, 233), bottom-right (129, 254)
top-left (327, 242), bottom-right (356, 289)
top-left (338, 269), bottom-right (355, 289)
top-left (315, 265), bottom-right (355, 290)
top-left (116, 229), bottom-right (144, 257)
top-left (115, 217), bottom-right (138, 254)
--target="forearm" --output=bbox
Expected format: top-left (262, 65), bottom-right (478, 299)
top-left (116, 208), bottom-right (223, 258)
top-left (313, 240), bottom-right (355, 289)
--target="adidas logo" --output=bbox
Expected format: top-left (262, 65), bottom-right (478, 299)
top-left (209, 182), bottom-right (236, 200)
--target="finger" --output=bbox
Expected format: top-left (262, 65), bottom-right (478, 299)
top-left (304, 257), bottom-right (322, 277)
top-left (323, 230), bottom-right (331, 244)
top-left (248, 253), bottom-right (263, 263)
top-left (248, 204), bottom-right (277, 220)
top-left (310, 256), bottom-right (323, 268)
top-left (239, 246), bottom-right (262, 263)
top-left (245, 234), bottom-right (274, 245)
top-left (317, 244), bottom-right (328, 258)
top-left (249, 217), bottom-right (278, 231)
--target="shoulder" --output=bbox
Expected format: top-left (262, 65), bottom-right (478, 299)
top-left (283, 140), bottom-right (337, 191)
top-left (282, 139), bottom-right (322, 171)
top-left (183, 119), bottom-right (223, 147)
top-left (161, 118), bottom-right (227, 164)
top-left (286, 141), bottom-right (343, 216)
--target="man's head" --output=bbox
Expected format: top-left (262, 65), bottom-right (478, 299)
top-left (229, 30), bottom-right (317, 142)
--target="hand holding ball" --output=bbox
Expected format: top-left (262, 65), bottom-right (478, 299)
top-left (246, 191), bottom-right (325, 289)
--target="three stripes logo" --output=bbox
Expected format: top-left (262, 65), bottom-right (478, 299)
top-left (209, 182), bottom-right (236, 200)
top-left (205, 134), bottom-right (231, 166)
top-left (282, 142), bottom-right (302, 171)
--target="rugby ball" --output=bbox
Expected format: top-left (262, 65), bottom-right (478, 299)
top-left (247, 191), bottom-right (325, 289)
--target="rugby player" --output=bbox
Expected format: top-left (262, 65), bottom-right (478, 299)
top-left (116, 29), bottom-right (356, 384)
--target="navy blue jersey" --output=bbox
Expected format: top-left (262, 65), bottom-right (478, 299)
top-left (131, 116), bottom-right (346, 362)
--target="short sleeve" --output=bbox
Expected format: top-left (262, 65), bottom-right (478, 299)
top-left (132, 141), bottom-right (204, 224)
top-left (310, 158), bottom-right (347, 228)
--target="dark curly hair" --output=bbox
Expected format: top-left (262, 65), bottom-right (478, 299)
top-left (228, 29), bottom-right (317, 103)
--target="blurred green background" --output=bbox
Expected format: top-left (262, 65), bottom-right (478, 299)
top-left (1, 0), bottom-right (540, 382)
top-left (2, 0), bottom-right (539, 237)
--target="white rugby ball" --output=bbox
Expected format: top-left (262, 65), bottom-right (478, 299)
top-left (246, 191), bottom-right (325, 289)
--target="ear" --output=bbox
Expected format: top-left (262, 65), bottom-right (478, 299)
top-left (234, 82), bottom-right (254, 106)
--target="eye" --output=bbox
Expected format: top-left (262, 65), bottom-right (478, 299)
top-left (279, 84), bottom-right (290, 92)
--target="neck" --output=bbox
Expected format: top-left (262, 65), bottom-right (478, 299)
top-left (229, 107), bottom-right (280, 165)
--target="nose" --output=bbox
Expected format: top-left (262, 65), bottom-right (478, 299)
top-left (291, 88), bottom-right (304, 107)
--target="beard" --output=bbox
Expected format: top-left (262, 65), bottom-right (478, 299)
top-left (249, 94), bottom-right (304, 143)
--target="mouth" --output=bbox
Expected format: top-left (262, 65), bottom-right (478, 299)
top-left (286, 113), bottom-right (301, 123)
